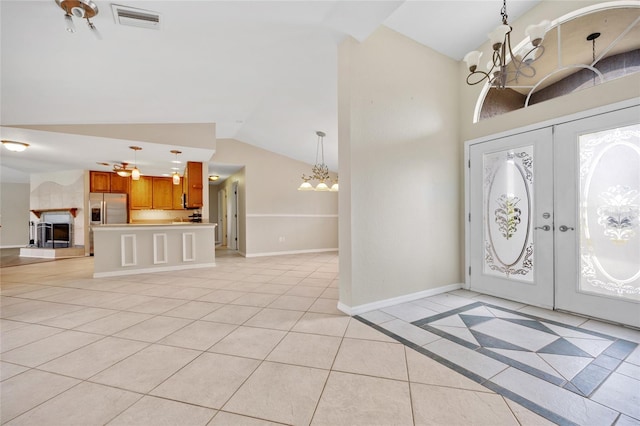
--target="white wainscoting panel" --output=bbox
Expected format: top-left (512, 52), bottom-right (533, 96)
top-left (121, 234), bottom-right (137, 267)
top-left (153, 233), bottom-right (168, 264)
top-left (182, 232), bottom-right (196, 262)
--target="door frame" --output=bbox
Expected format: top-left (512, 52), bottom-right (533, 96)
top-left (464, 99), bottom-right (638, 302)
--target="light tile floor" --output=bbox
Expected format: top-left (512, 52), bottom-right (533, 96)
top-left (0, 251), bottom-right (636, 425)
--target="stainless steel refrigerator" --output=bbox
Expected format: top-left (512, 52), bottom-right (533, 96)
top-left (89, 192), bottom-right (127, 255)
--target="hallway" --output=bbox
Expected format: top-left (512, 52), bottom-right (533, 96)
top-left (1, 253), bottom-right (638, 425)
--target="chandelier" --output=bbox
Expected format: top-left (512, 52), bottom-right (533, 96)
top-left (463, 0), bottom-right (550, 89)
top-left (55, 0), bottom-right (101, 38)
top-left (298, 131), bottom-right (338, 192)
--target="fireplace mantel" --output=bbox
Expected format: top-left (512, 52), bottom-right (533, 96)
top-left (31, 208), bottom-right (78, 218)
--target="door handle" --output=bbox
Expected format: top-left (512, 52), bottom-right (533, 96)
top-left (535, 225), bottom-right (551, 231)
top-left (559, 225), bottom-right (574, 232)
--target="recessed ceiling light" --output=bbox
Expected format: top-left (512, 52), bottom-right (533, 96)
top-left (2, 140), bottom-right (29, 152)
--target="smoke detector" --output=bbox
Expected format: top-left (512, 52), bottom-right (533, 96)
top-left (111, 4), bottom-right (160, 30)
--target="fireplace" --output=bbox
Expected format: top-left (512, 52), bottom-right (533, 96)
top-left (37, 223), bottom-right (72, 248)
top-left (36, 212), bottom-right (74, 248)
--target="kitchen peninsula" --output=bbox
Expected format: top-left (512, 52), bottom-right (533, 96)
top-left (92, 222), bottom-right (216, 278)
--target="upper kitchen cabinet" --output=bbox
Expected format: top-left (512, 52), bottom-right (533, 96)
top-left (183, 162), bottom-right (203, 208)
top-left (130, 176), bottom-right (153, 209)
top-left (90, 171), bottom-right (111, 192)
top-left (152, 177), bottom-right (173, 210)
top-left (110, 173), bottom-right (130, 194)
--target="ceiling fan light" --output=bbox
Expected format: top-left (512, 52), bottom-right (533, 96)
top-left (64, 13), bottom-right (76, 33)
top-left (330, 183), bottom-right (339, 192)
top-left (116, 170), bottom-right (131, 177)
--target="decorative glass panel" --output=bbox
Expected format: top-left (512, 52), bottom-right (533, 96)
top-left (579, 124), bottom-right (640, 301)
top-left (483, 146), bottom-right (534, 282)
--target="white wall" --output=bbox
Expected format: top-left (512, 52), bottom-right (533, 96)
top-left (338, 27), bottom-right (462, 310)
top-left (214, 138), bottom-right (338, 257)
top-left (0, 182), bottom-right (30, 247)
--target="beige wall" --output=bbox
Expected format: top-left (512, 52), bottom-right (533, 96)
top-left (214, 138), bottom-right (338, 256)
top-left (338, 27), bottom-right (462, 310)
top-left (0, 182), bottom-right (30, 247)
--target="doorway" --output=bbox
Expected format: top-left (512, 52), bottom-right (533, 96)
top-left (467, 104), bottom-right (639, 327)
top-left (227, 181), bottom-right (239, 251)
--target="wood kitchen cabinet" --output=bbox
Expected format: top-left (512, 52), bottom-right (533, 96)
top-left (90, 171), bottom-right (111, 192)
top-left (183, 162), bottom-right (203, 208)
top-left (152, 177), bottom-right (173, 210)
top-left (130, 176), bottom-right (153, 209)
top-left (172, 177), bottom-right (183, 209)
top-left (110, 173), bottom-right (130, 194)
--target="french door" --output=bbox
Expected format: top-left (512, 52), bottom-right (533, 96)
top-left (554, 106), bottom-right (639, 327)
top-left (468, 105), bottom-right (640, 328)
top-left (469, 127), bottom-right (555, 309)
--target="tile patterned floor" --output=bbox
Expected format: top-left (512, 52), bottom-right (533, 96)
top-left (359, 292), bottom-right (640, 426)
top-left (1, 250), bottom-right (638, 425)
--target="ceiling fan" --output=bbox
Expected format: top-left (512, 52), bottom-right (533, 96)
top-left (55, 0), bottom-right (101, 39)
top-left (96, 146), bottom-right (142, 179)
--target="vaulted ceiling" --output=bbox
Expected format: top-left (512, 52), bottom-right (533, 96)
top-left (0, 0), bottom-right (540, 183)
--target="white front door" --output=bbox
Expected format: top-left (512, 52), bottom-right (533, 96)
top-left (468, 105), bottom-right (640, 328)
top-left (554, 106), bottom-right (639, 327)
top-left (469, 127), bottom-right (555, 308)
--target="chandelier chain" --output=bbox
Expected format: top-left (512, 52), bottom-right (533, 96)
top-left (501, 0), bottom-right (508, 25)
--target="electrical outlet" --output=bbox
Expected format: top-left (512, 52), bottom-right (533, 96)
top-left (278, 236), bottom-right (285, 243)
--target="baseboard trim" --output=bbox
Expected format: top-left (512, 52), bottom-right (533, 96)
top-left (337, 283), bottom-right (463, 316)
top-left (93, 262), bottom-right (216, 278)
top-left (244, 248), bottom-right (338, 258)
top-left (1, 245), bottom-right (29, 249)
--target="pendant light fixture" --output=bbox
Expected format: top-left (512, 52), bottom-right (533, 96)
top-left (298, 131), bottom-right (338, 192)
top-left (170, 150), bottom-right (182, 185)
top-left (130, 146), bottom-right (141, 180)
top-left (463, 0), bottom-right (550, 89)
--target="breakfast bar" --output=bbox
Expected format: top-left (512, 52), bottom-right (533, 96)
top-left (92, 223), bottom-right (216, 278)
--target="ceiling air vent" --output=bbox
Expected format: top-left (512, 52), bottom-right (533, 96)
top-left (111, 4), bottom-right (161, 30)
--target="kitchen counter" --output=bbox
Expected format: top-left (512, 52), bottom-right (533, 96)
top-left (92, 223), bottom-right (217, 278)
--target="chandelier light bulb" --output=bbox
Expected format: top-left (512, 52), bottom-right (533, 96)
top-left (525, 20), bottom-right (551, 46)
top-left (489, 24), bottom-right (511, 50)
top-left (298, 181), bottom-right (314, 191)
top-left (463, 51), bottom-right (482, 72)
top-left (315, 182), bottom-right (330, 191)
